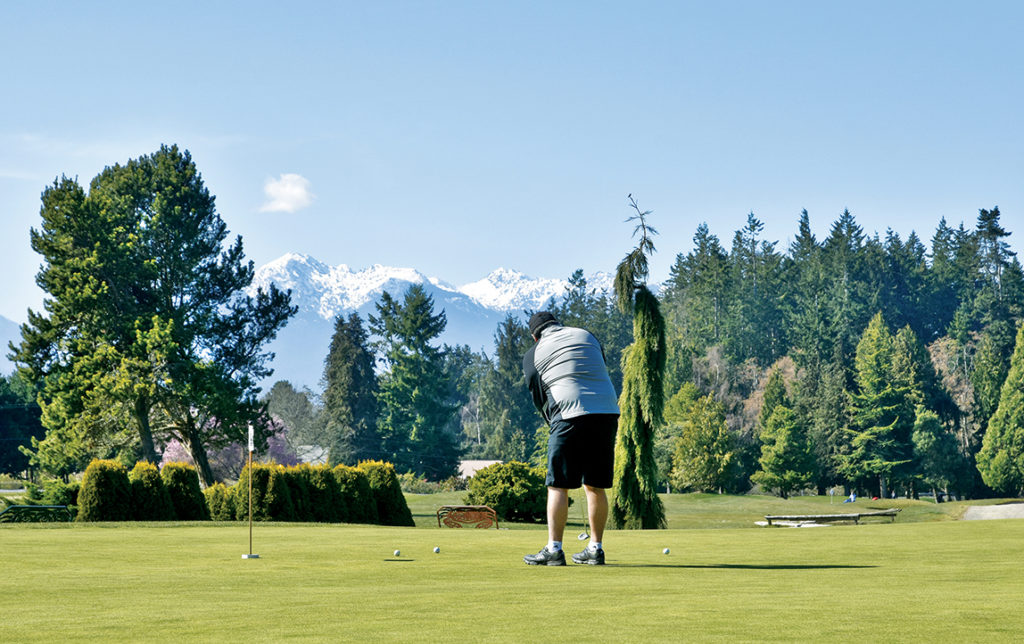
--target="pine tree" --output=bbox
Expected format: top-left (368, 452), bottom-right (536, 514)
top-left (976, 322), bottom-right (1024, 495)
top-left (370, 285), bottom-right (460, 480)
top-left (611, 196), bottom-right (667, 529)
top-left (842, 313), bottom-right (915, 496)
top-left (911, 406), bottom-right (964, 499)
top-left (752, 405), bottom-right (813, 498)
top-left (12, 146), bottom-right (296, 485)
top-left (476, 315), bottom-right (538, 461)
top-left (321, 313), bottom-right (379, 465)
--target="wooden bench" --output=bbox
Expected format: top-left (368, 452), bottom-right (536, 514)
top-left (764, 509), bottom-right (901, 526)
top-left (0, 505), bottom-right (73, 523)
top-left (436, 505), bottom-right (499, 529)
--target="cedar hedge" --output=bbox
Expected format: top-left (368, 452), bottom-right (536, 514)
top-left (129, 461), bottom-right (176, 521)
top-left (77, 460), bottom-right (132, 522)
top-left (358, 460), bottom-right (414, 526)
top-left (161, 462), bottom-right (211, 520)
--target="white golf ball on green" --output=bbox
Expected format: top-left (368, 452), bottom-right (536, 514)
top-left (433, 546), bottom-right (440, 554)
top-left (663, 547), bottom-right (670, 555)
top-left (394, 549), bottom-right (401, 557)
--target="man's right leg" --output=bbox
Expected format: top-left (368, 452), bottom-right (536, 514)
top-left (523, 486), bottom-right (569, 566)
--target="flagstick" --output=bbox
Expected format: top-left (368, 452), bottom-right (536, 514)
top-left (243, 424), bottom-right (260, 559)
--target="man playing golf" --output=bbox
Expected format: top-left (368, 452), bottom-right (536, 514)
top-left (521, 311), bottom-right (619, 566)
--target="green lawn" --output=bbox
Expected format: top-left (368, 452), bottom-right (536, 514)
top-left (3, 495), bottom-right (1023, 642)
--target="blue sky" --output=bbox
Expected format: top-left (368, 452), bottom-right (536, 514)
top-left (2, 1), bottom-right (1021, 323)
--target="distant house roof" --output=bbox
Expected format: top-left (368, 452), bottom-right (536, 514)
top-left (458, 460), bottom-right (502, 478)
top-left (296, 445), bottom-right (329, 466)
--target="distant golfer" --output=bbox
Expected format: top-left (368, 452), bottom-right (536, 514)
top-left (521, 311), bottom-right (619, 566)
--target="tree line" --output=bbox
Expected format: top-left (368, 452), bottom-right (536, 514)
top-left (3, 144), bottom-right (1023, 499)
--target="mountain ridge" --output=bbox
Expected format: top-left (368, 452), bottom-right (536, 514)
top-left (251, 253), bottom-right (614, 389)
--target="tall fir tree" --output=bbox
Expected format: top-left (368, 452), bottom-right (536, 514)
top-left (370, 285), bottom-right (461, 480)
top-left (611, 196), bottom-right (667, 529)
top-left (321, 313), bottom-right (379, 465)
top-left (751, 405), bottom-right (814, 498)
top-left (842, 313), bottom-right (916, 496)
top-left (476, 315), bottom-right (539, 461)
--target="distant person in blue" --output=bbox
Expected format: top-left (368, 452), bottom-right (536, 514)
top-left (521, 312), bottom-right (619, 566)
top-left (843, 492), bottom-right (857, 503)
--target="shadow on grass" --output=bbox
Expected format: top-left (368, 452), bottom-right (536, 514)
top-left (608, 563), bottom-right (877, 570)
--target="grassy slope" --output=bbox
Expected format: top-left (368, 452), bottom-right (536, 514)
top-left (3, 495), bottom-right (1023, 642)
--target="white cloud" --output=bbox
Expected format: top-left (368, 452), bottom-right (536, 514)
top-left (260, 173), bottom-right (314, 213)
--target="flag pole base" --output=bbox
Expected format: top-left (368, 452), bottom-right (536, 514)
top-left (242, 554), bottom-right (261, 559)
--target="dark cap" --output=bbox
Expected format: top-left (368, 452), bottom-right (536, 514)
top-left (528, 311), bottom-right (559, 338)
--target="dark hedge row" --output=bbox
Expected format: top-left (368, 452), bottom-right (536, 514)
top-left (75, 459), bottom-right (413, 525)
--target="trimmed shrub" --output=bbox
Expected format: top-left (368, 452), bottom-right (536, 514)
top-left (77, 459), bottom-right (132, 522)
top-left (129, 462), bottom-right (176, 521)
top-left (284, 465), bottom-right (313, 522)
top-left (464, 461), bottom-right (546, 522)
top-left (265, 466), bottom-right (295, 521)
top-left (305, 465), bottom-right (343, 523)
top-left (333, 465), bottom-right (377, 524)
top-left (358, 460), bottom-right (414, 527)
top-left (235, 464), bottom-right (271, 521)
top-left (204, 483), bottom-right (235, 521)
top-left (161, 462), bottom-right (210, 520)
top-left (233, 464), bottom-right (295, 521)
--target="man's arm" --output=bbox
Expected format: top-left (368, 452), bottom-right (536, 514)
top-left (522, 346), bottom-right (548, 422)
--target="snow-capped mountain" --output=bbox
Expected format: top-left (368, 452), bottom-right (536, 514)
top-left (251, 253), bottom-right (613, 390)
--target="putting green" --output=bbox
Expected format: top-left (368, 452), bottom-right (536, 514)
top-left (3, 519), bottom-right (1022, 642)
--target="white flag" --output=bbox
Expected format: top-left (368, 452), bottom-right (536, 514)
top-left (248, 424), bottom-right (254, 453)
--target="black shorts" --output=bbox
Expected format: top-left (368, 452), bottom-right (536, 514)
top-left (546, 413), bottom-right (618, 489)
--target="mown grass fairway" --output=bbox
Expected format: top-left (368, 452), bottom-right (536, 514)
top-left (3, 513), bottom-right (1023, 642)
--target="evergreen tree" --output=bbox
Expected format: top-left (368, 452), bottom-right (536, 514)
top-left (370, 285), bottom-right (461, 480)
top-left (12, 146), bottom-right (296, 485)
top-left (263, 381), bottom-right (326, 461)
top-left (785, 210), bottom-right (829, 368)
top-left (321, 313), bottom-right (379, 465)
top-left (751, 405), bottom-right (813, 498)
top-left (724, 213), bottom-right (786, 365)
top-left (911, 406), bottom-right (965, 499)
top-left (842, 313), bottom-right (915, 496)
top-left (976, 322), bottom-right (1024, 495)
top-left (0, 373), bottom-right (45, 476)
top-left (670, 393), bottom-right (735, 493)
top-left (611, 196), bottom-right (667, 529)
top-left (758, 368), bottom-right (789, 434)
top-left (476, 315), bottom-right (539, 461)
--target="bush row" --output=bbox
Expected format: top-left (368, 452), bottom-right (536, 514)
top-left (75, 458), bottom-right (413, 526)
top-left (225, 461), bottom-right (413, 525)
top-left (76, 460), bottom-right (209, 522)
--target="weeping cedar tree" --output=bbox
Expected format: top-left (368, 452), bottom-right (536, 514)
top-left (611, 195), bottom-right (667, 529)
top-left (12, 145), bottom-right (296, 486)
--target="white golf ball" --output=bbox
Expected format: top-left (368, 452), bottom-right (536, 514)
top-left (663, 548), bottom-right (670, 555)
top-left (433, 546), bottom-right (440, 554)
top-left (394, 549), bottom-right (401, 557)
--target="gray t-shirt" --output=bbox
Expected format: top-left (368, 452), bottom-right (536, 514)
top-left (522, 325), bottom-right (620, 423)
